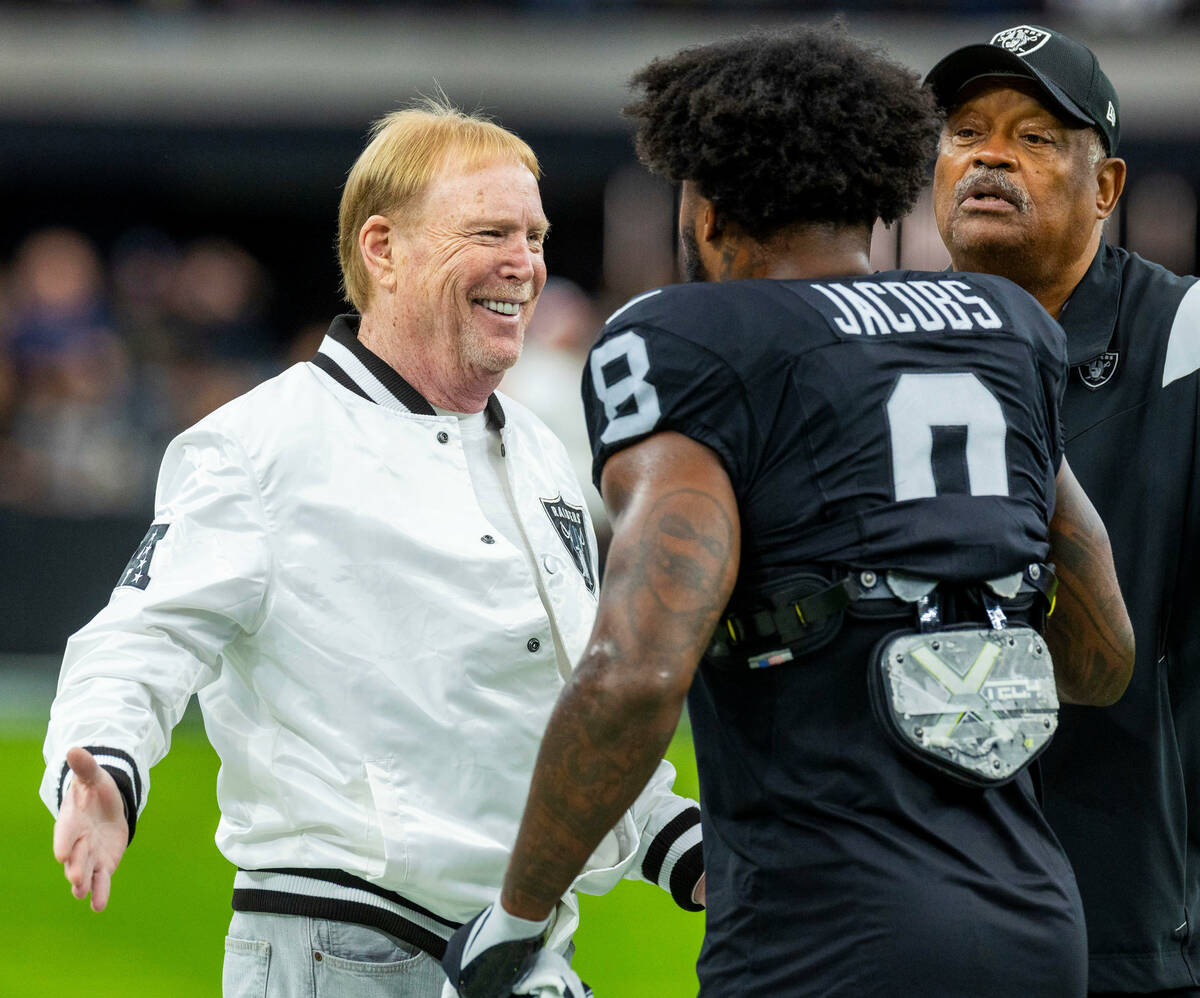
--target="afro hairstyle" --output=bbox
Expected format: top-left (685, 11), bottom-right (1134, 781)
top-left (626, 22), bottom-right (941, 238)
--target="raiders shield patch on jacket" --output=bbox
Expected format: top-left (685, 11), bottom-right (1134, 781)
top-left (541, 496), bottom-right (596, 593)
top-left (1077, 351), bottom-right (1119, 389)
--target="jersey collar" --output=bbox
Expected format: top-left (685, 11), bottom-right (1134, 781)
top-left (310, 314), bottom-right (506, 429)
top-left (1056, 242), bottom-right (1122, 367)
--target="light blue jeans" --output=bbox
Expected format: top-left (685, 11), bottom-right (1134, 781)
top-left (223, 911), bottom-right (448, 998)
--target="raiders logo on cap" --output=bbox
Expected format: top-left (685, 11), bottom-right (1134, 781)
top-left (990, 25), bottom-right (1052, 57)
top-left (1077, 351), bottom-right (1119, 389)
top-left (926, 24), bottom-right (1121, 155)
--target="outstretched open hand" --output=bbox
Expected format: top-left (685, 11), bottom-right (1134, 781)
top-left (52, 747), bottom-right (129, 912)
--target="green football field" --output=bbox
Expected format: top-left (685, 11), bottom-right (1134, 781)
top-left (5, 711), bottom-right (704, 997)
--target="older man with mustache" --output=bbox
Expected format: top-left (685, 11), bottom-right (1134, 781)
top-left (929, 26), bottom-right (1200, 998)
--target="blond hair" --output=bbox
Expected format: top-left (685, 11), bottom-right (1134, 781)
top-left (337, 98), bottom-right (541, 313)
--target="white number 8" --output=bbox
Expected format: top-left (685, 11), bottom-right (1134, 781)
top-left (589, 330), bottom-right (662, 445)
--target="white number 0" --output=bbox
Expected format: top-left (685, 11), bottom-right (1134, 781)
top-left (589, 348), bottom-right (1009, 500)
top-left (589, 330), bottom-right (662, 445)
top-left (886, 372), bottom-right (1010, 500)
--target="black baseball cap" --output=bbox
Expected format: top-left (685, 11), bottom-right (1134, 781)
top-left (925, 25), bottom-right (1120, 154)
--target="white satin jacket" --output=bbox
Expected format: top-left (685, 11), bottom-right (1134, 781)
top-left (40, 317), bottom-right (703, 953)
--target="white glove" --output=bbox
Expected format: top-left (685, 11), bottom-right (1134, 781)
top-left (512, 948), bottom-right (592, 998)
top-left (441, 900), bottom-right (551, 998)
top-left (441, 947), bottom-right (592, 998)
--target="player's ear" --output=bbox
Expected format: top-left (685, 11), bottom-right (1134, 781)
top-left (700, 202), bottom-right (724, 242)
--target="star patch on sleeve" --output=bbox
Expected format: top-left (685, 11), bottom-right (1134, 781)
top-left (116, 524), bottom-right (170, 591)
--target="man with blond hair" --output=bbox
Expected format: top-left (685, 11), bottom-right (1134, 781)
top-left (41, 100), bottom-right (703, 998)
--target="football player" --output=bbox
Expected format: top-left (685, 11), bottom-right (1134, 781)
top-left (444, 23), bottom-right (1134, 997)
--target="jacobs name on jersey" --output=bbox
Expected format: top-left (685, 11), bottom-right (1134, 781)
top-left (809, 276), bottom-right (1002, 336)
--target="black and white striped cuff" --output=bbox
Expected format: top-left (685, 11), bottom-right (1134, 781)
top-left (641, 806), bottom-right (704, 911)
top-left (232, 868), bottom-right (463, 960)
top-left (58, 746), bottom-right (141, 845)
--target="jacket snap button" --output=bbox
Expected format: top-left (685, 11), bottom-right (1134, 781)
top-left (543, 555), bottom-right (559, 574)
top-left (436, 431), bottom-right (449, 444)
top-left (527, 637), bottom-right (541, 653)
top-left (314, 952), bottom-right (324, 962)
top-left (481, 535), bottom-right (495, 545)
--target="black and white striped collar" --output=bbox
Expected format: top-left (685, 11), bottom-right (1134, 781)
top-left (310, 314), bottom-right (506, 429)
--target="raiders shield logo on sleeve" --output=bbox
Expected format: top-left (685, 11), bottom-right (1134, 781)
top-left (1077, 351), bottom-right (1119, 389)
top-left (116, 523), bottom-right (169, 590)
top-left (541, 496), bottom-right (596, 593)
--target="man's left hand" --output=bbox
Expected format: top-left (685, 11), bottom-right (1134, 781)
top-left (442, 900), bottom-right (550, 998)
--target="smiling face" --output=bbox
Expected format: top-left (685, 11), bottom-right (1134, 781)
top-left (932, 79), bottom-right (1118, 306)
top-left (387, 157), bottom-right (548, 387)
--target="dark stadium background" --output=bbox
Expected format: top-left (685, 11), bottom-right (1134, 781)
top-left (3, 3), bottom-right (1198, 995)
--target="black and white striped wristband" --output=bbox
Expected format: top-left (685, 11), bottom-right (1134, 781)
top-left (641, 806), bottom-right (704, 911)
top-left (57, 745), bottom-right (141, 845)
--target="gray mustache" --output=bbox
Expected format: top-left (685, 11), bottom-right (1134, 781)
top-left (955, 169), bottom-right (1030, 212)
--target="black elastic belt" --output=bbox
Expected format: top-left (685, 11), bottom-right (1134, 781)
top-left (713, 575), bottom-right (858, 650)
top-left (708, 564), bottom-right (1056, 669)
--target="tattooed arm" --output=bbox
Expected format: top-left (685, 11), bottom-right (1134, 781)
top-left (500, 431), bottom-right (740, 921)
top-left (1046, 457), bottom-right (1134, 706)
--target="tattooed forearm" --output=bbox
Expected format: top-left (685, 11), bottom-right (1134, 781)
top-left (501, 467), bottom-right (739, 921)
top-left (631, 489), bottom-right (735, 651)
top-left (502, 663), bottom-right (680, 917)
top-left (1047, 485), bottom-right (1135, 706)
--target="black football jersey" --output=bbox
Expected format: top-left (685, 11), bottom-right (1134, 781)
top-left (582, 272), bottom-right (1083, 996)
top-left (583, 272), bottom-right (1067, 597)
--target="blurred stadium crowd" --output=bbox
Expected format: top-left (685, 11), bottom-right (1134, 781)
top-left (0, 226), bottom-right (282, 516)
top-left (0, 224), bottom-right (617, 532)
